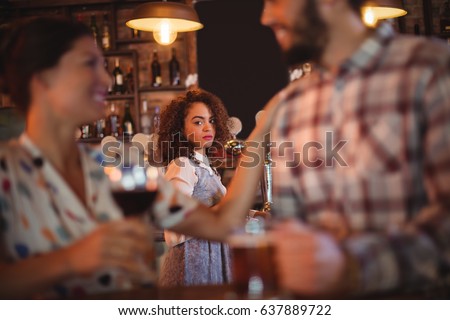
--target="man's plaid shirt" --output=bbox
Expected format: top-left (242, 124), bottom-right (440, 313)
top-left (271, 23), bottom-right (450, 293)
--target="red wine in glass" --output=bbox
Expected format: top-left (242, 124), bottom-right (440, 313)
top-left (112, 189), bottom-right (158, 217)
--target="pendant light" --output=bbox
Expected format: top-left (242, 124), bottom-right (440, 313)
top-left (126, 0), bottom-right (203, 45)
top-left (362, 0), bottom-right (407, 27)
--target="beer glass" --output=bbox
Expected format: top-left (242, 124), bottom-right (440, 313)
top-left (228, 217), bottom-right (278, 299)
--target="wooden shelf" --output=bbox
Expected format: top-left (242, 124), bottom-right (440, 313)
top-left (103, 49), bottom-right (138, 57)
top-left (77, 135), bottom-right (133, 144)
top-left (116, 35), bottom-right (185, 46)
top-left (116, 38), bottom-right (152, 45)
top-left (139, 85), bottom-right (186, 93)
top-left (77, 137), bottom-right (102, 144)
top-left (106, 94), bottom-right (135, 101)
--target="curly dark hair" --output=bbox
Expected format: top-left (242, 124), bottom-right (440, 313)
top-left (158, 89), bottom-right (231, 165)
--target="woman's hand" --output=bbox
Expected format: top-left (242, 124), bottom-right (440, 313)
top-left (0, 219), bottom-right (154, 298)
top-left (64, 219), bottom-right (154, 280)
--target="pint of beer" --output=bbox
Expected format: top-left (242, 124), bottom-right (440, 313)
top-left (228, 233), bottom-right (278, 298)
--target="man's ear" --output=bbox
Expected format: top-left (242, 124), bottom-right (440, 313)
top-left (318, 0), bottom-right (342, 9)
top-left (317, 0), bottom-right (347, 20)
top-left (319, 0), bottom-right (337, 5)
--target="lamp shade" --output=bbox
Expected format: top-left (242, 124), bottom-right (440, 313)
top-left (126, 2), bottom-right (204, 32)
top-left (363, 0), bottom-right (407, 20)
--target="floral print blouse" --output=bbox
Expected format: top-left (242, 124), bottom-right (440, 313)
top-left (0, 134), bottom-right (197, 298)
top-left (0, 134), bottom-right (125, 297)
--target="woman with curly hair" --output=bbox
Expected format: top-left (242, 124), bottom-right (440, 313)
top-left (157, 89), bottom-right (232, 286)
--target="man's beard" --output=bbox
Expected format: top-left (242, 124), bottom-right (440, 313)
top-left (284, 42), bottom-right (324, 66)
top-left (283, 0), bottom-right (328, 66)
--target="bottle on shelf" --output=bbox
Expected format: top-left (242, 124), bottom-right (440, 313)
top-left (107, 103), bottom-right (121, 138)
top-left (80, 124), bottom-right (92, 139)
top-left (112, 58), bottom-right (125, 95)
top-left (125, 66), bottom-right (134, 94)
top-left (413, 19), bottom-right (420, 36)
top-left (95, 118), bottom-right (106, 139)
top-left (151, 49), bottom-right (162, 87)
top-left (440, 0), bottom-right (450, 45)
top-left (151, 105), bottom-right (161, 134)
top-left (101, 13), bottom-right (111, 51)
top-left (140, 100), bottom-right (152, 135)
top-left (122, 102), bottom-right (135, 138)
top-left (169, 48), bottom-right (181, 86)
top-left (89, 14), bottom-right (99, 48)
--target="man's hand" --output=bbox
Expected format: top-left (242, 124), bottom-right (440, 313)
top-left (269, 219), bottom-right (345, 295)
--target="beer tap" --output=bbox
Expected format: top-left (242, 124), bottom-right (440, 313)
top-left (255, 111), bottom-right (272, 213)
top-left (225, 114), bottom-right (273, 214)
top-left (225, 117), bottom-right (245, 156)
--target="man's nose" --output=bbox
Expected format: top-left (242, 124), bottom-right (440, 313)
top-left (260, 3), bottom-right (271, 27)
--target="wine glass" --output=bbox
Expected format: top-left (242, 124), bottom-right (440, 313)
top-left (104, 164), bottom-right (159, 217)
top-left (104, 163), bottom-right (160, 287)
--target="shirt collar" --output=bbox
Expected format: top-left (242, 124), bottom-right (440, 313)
top-left (193, 151), bottom-right (210, 166)
top-left (19, 133), bottom-right (43, 159)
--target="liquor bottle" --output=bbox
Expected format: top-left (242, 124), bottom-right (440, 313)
top-left (95, 118), bottom-right (106, 138)
top-left (112, 58), bottom-right (125, 94)
top-left (151, 49), bottom-right (162, 87)
top-left (140, 100), bottom-right (152, 135)
top-left (90, 14), bottom-right (99, 48)
top-left (414, 19), bottom-right (420, 35)
top-left (440, 0), bottom-right (450, 46)
top-left (107, 103), bottom-right (120, 138)
top-left (440, 1), bottom-right (450, 33)
top-left (80, 124), bottom-right (92, 139)
top-left (125, 66), bottom-right (134, 94)
top-left (169, 48), bottom-right (181, 86)
top-left (152, 105), bottom-right (160, 134)
top-left (122, 102), bottom-right (135, 138)
top-left (101, 13), bottom-right (111, 51)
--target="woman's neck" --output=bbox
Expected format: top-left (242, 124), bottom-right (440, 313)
top-left (194, 148), bottom-right (206, 156)
top-left (25, 108), bottom-right (80, 173)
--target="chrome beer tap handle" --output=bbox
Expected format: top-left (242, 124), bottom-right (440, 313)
top-left (261, 140), bottom-right (272, 212)
top-left (225, 117), bottom-right (245, 156)
top-left (255, 110), bottom-right (273, 213)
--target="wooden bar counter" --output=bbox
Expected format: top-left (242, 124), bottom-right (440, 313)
top-left (90, 284), bottom-right (242, 300)
top-left (88, 284), bottom-right (450, 300)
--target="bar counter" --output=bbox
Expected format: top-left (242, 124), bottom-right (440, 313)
top-left (90, 284), bottom-right (237, 300)
top-left (89, 284), bottom-right (450, 300)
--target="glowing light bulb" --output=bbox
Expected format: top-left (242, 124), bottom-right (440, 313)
top-left (363, 7), bottom-right (378, 27)
top-left (153, 19), bottom-right (177, 45)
